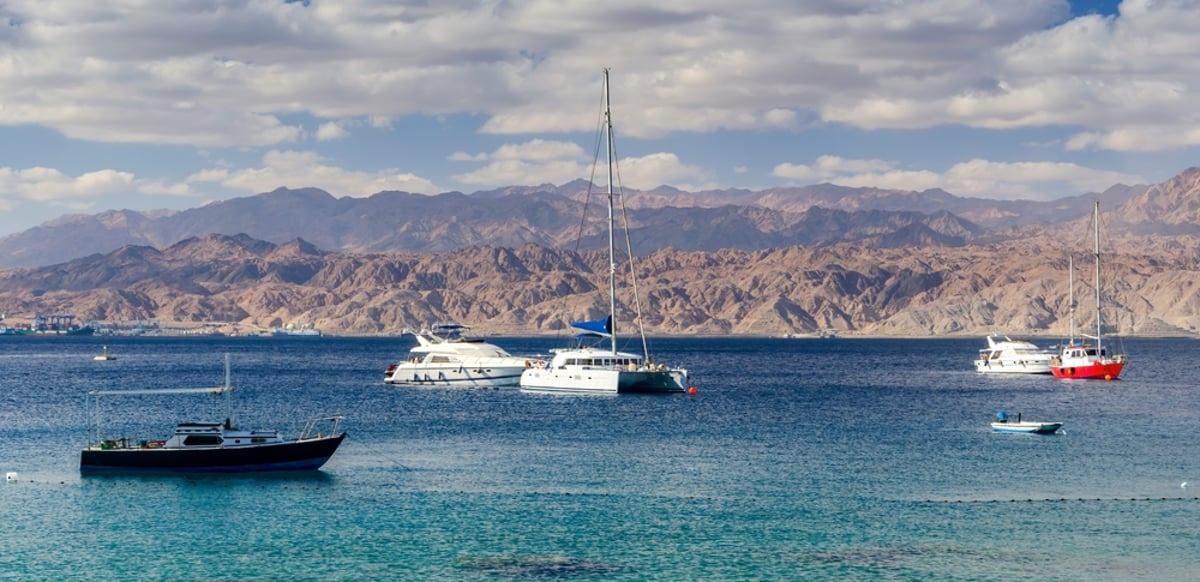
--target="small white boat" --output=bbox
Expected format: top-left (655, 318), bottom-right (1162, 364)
top-left (384, 323), bottom-right (533, 388)
top-left (990, 411), bottom-right (1062, 434)
top-left (93, 345), bottom-right (116, 361)
top-left (974, 335), bottom-right (1051, 374)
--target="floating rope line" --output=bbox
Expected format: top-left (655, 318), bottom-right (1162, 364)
top-left (923, 496), bottom-right (1199, 504)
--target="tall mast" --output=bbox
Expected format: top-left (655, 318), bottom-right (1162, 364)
top-left (1093, 200), bottom-right (1103, 354)
top-left (1068, 255), bottom-right (1075, 343)
top-left (603, 68), bottom-right (617, 355)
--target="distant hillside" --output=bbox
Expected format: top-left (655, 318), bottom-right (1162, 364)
top-left (11, 166), bottom-right (1200, 337)
top-left (0, 175), bottom-right (1154, 268)
top-left (1, 229), bottom-right (1199, 337)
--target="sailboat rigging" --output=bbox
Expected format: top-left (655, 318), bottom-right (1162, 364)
top-left (519, 69), bottom-right (689, 394)
top-left (1049, 201), bottom-right (1127, 380)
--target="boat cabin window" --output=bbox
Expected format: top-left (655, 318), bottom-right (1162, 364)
top-left (430, 355), bottom-right (452, 363)
top-left (183, 435), bottom-right (223, 446)
top-left (564, 357), bottom-right (638, 367)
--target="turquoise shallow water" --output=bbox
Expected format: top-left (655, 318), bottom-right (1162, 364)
top-left (2, 336), bottom-right (1198, 580)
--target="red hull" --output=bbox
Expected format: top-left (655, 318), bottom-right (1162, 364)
top-left (1050, 361), bottom-right (1125, 380)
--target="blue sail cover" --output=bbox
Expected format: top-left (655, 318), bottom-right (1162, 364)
top-left (570, 316), bottom-right (612, 338)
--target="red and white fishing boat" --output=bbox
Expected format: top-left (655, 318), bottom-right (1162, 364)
top-left (1049, 201), bottom-right (1126, 380)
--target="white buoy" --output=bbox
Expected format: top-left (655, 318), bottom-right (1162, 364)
top-left (5, 472), bottom-right (16, 483)
top-left (1182, 481), bottom-right (1188, 489)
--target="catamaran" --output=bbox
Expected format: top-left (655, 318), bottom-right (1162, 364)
top-left (520, 69), bottom-right (688, 395)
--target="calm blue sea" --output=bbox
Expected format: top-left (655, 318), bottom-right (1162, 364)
top-left (1, 335), bottom-right (1198, 580)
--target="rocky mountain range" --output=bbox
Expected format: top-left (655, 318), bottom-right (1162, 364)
top-left (3, 168), bottom-right (1200, 337)
top-left (0, 178), bottom-right (1149, 269)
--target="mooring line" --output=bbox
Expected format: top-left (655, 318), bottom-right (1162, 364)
top-left (923, 496), bottom-right (1198, 504)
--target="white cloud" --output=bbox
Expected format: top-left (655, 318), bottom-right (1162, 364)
top-left (773, 156), bottom-right (1145, 200)
top-left (491, 139), bottom-right (586, 162)
top-left (615, 152), bottom-right (715, 191)
top-left (449, 151), bottom-right (488, 162)
top-left (0, 165), bottom-right (197, 213)
top-left (315, 122), bottom-right (349, 141)
top-left (0, 0), bottom-right (1193, 231)
top-left (450, 139), bottom-right (713, 190)
top-left (773, 156), bottom-right (898, 181)
top-left (187, 150), bottom-right (441, 196)
top-left (451, 139), bottom-right (588, 186)
top-left (136, 181), bottom-right (194, 197)
top-left (0, 166), bottom-right (135, 202)
top-left (0, 0), bottom-right (1084, 144)
top-left (939, 159), bottom-right (1144, 199)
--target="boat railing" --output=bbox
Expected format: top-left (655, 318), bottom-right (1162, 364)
top-left (89, 435), bottom-right (165, 450)
top-left (298, 416), bottom-right (344, 440)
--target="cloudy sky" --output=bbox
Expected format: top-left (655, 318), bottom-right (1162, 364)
top-left (1, 0), bottom-right (1195, 236)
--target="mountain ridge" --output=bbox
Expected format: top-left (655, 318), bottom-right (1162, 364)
top-left (0, 176), bottom-right (1161, 268)
top-left (4, 167), bottom-right (1200, 336)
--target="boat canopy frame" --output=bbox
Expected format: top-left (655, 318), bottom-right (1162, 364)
top-left (86, 355), bottom-right (236, 447)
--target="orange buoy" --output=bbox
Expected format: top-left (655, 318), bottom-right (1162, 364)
top-left (687, 386), bottom-right (697, 395)
top-left (1104, 374), bottom-right (1112, 380)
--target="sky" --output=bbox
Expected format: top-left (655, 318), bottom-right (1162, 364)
top-left (1, 0), bottom-right (1196, 236)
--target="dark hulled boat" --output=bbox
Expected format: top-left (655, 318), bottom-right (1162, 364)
top-left (80, 418), bottom-right (345, 473)
top-left (80, 355), bottom-right (346, 473)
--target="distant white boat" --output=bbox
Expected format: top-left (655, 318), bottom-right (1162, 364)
top-left (990, 411), bottom-right (1062, 434)
top-left (782, 330), bottom-right (837, 339)
top-left (271, 325), bottom-right (321, 336)
top-left (973, 335), bottom-right (1051, 374)
top-left (93, 345), bottom-right (116, 361)
top-left (384, 323), bottom-right (533, 388)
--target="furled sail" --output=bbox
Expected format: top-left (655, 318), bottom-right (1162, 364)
top-left (570, 315), bottom-right (613, 338)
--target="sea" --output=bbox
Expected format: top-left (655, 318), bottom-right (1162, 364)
top-left (1, 335), bottom-right (1198, 581)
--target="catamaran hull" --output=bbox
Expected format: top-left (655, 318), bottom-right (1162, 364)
top-left (80, 434), bottom-right (346, 473)
top-left (520, 368), bottom-right (687, 394)
top-left (1050, 361), bottom-right (1124, 380)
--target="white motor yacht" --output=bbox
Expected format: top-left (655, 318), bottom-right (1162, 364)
top-left (974, 334), bottom-right (1053, 374)
top-left (384, 323), bottom-right (533, 388)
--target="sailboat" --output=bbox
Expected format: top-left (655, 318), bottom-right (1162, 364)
top-left (1049, 201), bottom-right (1127, 380)
top-left (81, 354), bottom-right (346, 472)
top-left (519, 69), bottom-right (689, 395)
